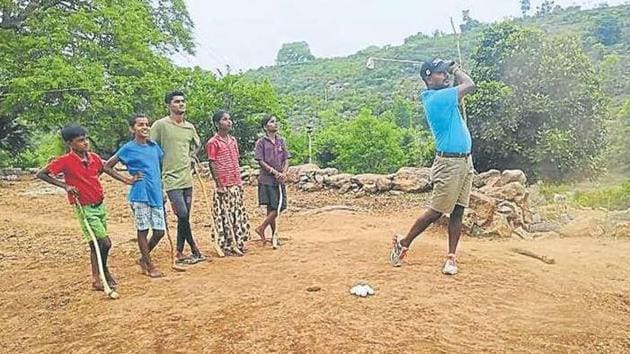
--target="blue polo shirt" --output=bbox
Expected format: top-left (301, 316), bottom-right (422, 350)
top-left (115, 140), bottom-right (164, 207)
top-left (420, 87), bottom-right (471, 154)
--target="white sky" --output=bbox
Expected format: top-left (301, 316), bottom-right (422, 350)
top-left (173, 0), bottom-right (628, 71)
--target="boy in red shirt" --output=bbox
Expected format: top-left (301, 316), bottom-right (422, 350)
top-left (37, 124), bottom-right (139, 291)
top-left (206, 110), bottom-right (251, 255)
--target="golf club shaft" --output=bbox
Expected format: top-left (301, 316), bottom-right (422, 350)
top-left (75, 201), bottom-right (117, 298)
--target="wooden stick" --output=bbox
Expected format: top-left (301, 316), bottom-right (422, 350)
top-left (511, 248), bottom-right (556, 264)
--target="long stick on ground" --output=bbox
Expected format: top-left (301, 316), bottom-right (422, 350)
top-left (511, 248), bottom-right (556, 265)
top-left (450, 17), bottom-right (468, 122)
top-left (74, 201), bottom-right (119, 299)
top-left (163, 207), bottom-right (186, 272)
top-left (192, 159), bottom-right (245, 257)
top-left (271, 184), bottom-right (284, 250)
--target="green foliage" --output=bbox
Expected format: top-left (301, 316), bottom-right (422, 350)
top-left (468, 23), bottom-right (608, 181)
top-left (299, 109), bottom-right (433, 174)
top-left (0, 0), bottom-right (196, 161)
top-left (460, 10), bottom-right (482, 33)
top-left (276, 42), bottom-right (316, 66)
top-left (520, 0), bottom-right (531, 16)
top-left (574, 180), bottom-right (630, 211)
top-left (11, 132), bottom-right (65, 168)
top-left (592, 15), bottom-right (621, 45)
top-left (606, 99), bottom-right (630, 172)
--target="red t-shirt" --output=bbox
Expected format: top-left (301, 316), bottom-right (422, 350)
top-left (206, 134), bottom-right (242, 187)
top-left (47, 151), bottom-right (105, 205)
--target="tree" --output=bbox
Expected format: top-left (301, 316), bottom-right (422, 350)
top-left (460, 10), bottom-right (481, 33)
top-left (275, 41), bottom-right (316, 66)
top-left (535, 0), bottom-right (557, 17)
top-left (0, 0), bottom-right (196, 160)
top-left (593, 16), bottom-right (621, 46)
top-left (520, 0), bottom-right (531, 16)
top-left (468, 23), bottom-right (608, 181)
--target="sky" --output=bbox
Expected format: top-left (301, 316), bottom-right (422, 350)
top-left (173, 0), bottom-right (627, 72)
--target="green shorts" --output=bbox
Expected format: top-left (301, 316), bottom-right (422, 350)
top-left (74, 203), bottom-right (108, 242)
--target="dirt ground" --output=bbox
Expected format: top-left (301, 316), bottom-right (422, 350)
top-left (1, 177), bottom-right (630, 353)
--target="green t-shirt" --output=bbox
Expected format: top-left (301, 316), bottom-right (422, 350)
top-left (150, 116), bottom-right (200, 191)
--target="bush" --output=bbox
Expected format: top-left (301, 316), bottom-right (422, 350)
top-left (574, 180), bottom-right (630, 211)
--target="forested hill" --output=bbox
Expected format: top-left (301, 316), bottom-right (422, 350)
top-left (245, 4), bottom-right (629, 122)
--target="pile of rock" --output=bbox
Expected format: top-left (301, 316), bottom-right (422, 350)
top-left (285, 164), bottom-right (542, 239)
top-left (461, 169), bottom-right (533, 239)
top-left (286, 164), bottom-right (433, 195)
top-left (0, 168), bottom-right (38, 181)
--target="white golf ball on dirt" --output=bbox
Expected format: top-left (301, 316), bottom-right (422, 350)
top-left (357, 286), bottom-right (368, 297)
top-left (350, 286), bottom-right (357, 295)
top-left (366, 286), bottom-right (375, 295)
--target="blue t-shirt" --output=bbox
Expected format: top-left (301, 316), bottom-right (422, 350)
top-left (115, 140), bottom-right (164, 207)
top-left (420, 87), bottom-right (472, 154)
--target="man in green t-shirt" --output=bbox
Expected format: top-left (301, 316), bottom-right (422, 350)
top-left (151, 91), bottom-right (206, 264)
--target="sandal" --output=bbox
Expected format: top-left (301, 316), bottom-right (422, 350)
top-left (175, 256), bottom-right (195, 265)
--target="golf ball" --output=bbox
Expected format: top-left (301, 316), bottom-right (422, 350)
top-left (366, 286), bottom-right (375, 295)
top-left (357, 286), bottom-right (368, 297)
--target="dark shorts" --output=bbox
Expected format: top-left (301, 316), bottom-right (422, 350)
top-left (258, 183), bottom-right (287, 212)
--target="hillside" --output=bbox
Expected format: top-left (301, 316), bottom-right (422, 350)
top-left (246, 4), bottom-right (629, 126)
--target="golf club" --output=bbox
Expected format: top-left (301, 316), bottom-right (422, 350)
top-left (163, 206), bottom-right (186, 272)
top-left (74, 199), bottom-right (119, 299)
top-left (271, 184), bottom-right (284, 250)
top-left (365, 57), bottom-right (424, 70)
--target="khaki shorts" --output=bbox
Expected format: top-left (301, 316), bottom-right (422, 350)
top-left (430, 155), bottom-right (474, 215)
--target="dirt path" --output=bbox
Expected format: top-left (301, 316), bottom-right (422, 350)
top-left (1, 178), bottom-right (629, 353)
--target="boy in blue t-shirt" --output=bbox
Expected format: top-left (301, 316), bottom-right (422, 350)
top-left (106, 114), bottom-right (166, 278)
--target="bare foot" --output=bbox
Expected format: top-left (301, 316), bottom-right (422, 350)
top-left (137, 259), bottom-right (149, 275)
top-left (147, 268), bottom-right (164, 278)
top-left (255, 226), bottom-right (267, 245)
top-left (105, 271), bottom-right (117, 287)
top-left (92, 281), bottom-right (104, 291)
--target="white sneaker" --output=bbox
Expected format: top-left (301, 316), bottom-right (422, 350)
top-left (442, 258), bottom-right (458, 275)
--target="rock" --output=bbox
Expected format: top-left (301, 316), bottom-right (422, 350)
top-left (314, 174), bottom-right (325, 184)
top-left (485, 182), bottom-right (528, 203)
top-left (0, 168), bottom-right (22, 176)
top-left (320, 168), bottom-right (339, 176)
top-left (352, 174), bottom-right (392, 193)
top-left (528, 221), bottom-right (560, 233)
top-left (497, 201), bottom-right (524, 227)
top-left (324, 174), bottom-right (353, 188)
top-left (301, 182), bottom-right (322, 192)
top-left (511, 226), bottom-right (533, 240)
top-left (338, 184), bottom-right (352, 194)
top-left (612, 222), bottom-right (630, 238)
top-left (392, 167), bottom-right (432, 193)
top-left (288, 164), bottom-right (321, 182)
top-left (389, 190), bottom-right (405, 196)
top-left (497, 169), bottom-right (527, 187)
top-left (483, 214), bottom-right (513, 238)
top-left (0, 175), bottom-right (19, 181)
top-left (473, 169), bottom-right (500, 188)
top-left (468, 191), bottom-right (497, 226)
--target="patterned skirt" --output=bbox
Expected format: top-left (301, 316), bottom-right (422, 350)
top-left (211, 186), bottom-right (251, 254)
